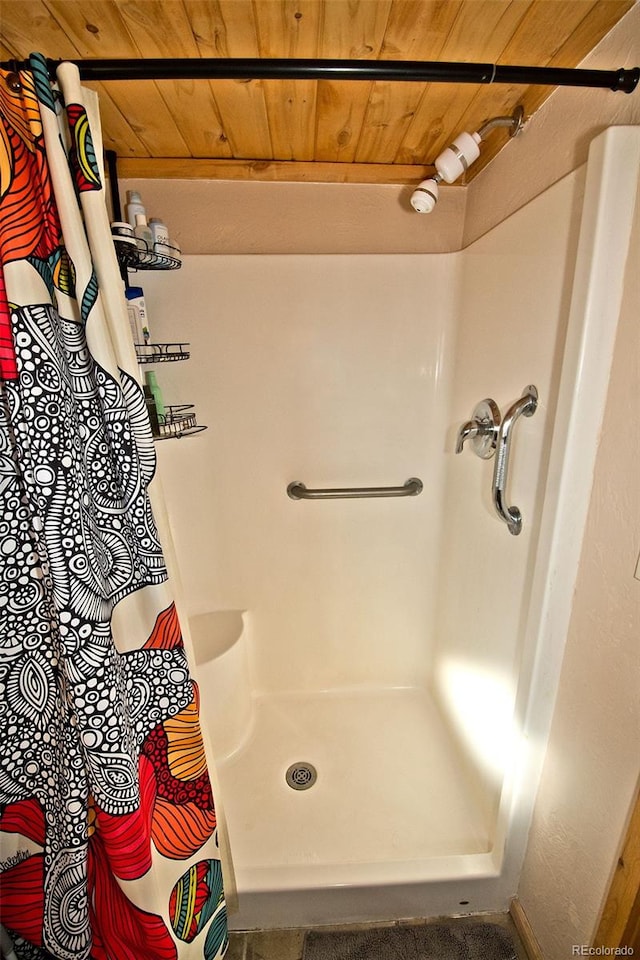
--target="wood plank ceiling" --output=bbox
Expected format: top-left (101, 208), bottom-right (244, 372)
top-left (0, 0), bottom-right (635, 183)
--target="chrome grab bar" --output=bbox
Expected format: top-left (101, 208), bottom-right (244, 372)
top-left (287, 478), bottom-right (423, 500)
top-left (492, 385), bottom-right (538, 536)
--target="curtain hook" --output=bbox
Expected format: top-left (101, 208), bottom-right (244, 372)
top-left (5, 60), bottom-right (22, 93)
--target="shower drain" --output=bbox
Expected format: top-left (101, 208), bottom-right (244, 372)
top-left (285, 762), bottom-right (317, 791)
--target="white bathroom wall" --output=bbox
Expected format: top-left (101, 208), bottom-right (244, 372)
top-left (462, 8), bottom-right (640, 948)
top-left (141, 167), bottom-right (585, 724)
top-left (431, 167), bottom-right (587, 818)
top-left (134, 140), bottom-right (635, 932)
top-left (515, 158), bottom-right (640, 958)
top-left (120, 179), bottom-right (466, 255)
top-left (143, 254), bottom-right (459, 695)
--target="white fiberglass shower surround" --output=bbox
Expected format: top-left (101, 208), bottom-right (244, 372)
top-left (142, 128), bottom-right (639, 929)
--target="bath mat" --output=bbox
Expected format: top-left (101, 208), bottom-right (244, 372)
top-left (303, 921), bottom-right (518, 960)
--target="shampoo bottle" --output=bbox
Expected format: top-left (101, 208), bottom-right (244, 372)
top-left (149, 218), bottom-right (170, 254)
top-left (125, 190), bottom-right (146, 228)
top-left (134, 213), bottom-right (153, 254)
top-left (144, 370), bottom-right (165, 420)
top-left (125, 286), bottom-right (150, 344)
top-left (125, 301), bottom-right (143, 345)
top-left (143, 385), bottom-right (160, 436)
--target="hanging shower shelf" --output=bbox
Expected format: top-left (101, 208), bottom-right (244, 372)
top-left (105, 151), bottom-right (203, 440)
top-left (135, 342), bottom-right (190, 364)
top-left (155, 404), bottom-right (207, 441)
top-left (113, 236), bottom-right (182, 271)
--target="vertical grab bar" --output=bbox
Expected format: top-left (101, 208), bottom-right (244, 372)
top-left (492, 385), bottom-right (538, 535)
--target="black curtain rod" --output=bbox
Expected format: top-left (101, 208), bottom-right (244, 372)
top-left (2, 57), bottom-right (639, 93)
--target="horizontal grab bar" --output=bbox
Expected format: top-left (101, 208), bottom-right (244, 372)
top-left (287, 478), bottom-right (423, 500)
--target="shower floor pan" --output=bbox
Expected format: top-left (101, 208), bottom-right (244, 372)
top-left (215, 687), bottom-right (494, 896)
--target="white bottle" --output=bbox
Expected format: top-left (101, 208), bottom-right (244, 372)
top-left (149, 217), bottom-right (169, 253)
top-left (167, 238), bottom-right (182, 264)
top-left (125, 285), bottom-right (150, 343)
top-left (126, 303), bottom-right (143, 344)
top-left (125, 190), bottom-right (146, 228)
top-left (134, 213), bottom-right (153, 254)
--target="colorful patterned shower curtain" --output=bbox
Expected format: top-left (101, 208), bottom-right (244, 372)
top-left (0, 55), bottom-right (227, 959)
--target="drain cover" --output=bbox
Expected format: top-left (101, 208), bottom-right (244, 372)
top-left (285, 762), bottom-right (317, 791)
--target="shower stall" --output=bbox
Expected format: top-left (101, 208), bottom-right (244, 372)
top-left (141, 128), bottom-right (639, 929)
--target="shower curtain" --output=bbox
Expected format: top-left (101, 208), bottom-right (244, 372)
top-left (0, 55), bottom-right (227, 960)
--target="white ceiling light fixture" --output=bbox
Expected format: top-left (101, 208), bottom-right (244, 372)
top-left (410, 105), bottom-right (525, 213)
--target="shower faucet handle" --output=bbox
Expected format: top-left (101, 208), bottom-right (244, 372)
top-left (455, 398), bottom-right (501, 460)
top-left (455, 420), bottom-right (479, 453)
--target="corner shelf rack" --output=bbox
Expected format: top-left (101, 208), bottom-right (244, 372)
top-left (155, 405), bottom-right (207, 441)
top-left (107, 150), bottom-right (206, 441)
top-left (113, 236), bottom-right (182, 271)
top-left (135, 342), bottom-right (191, 364)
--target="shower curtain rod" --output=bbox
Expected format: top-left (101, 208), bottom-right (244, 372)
top-left (1, 57), bottom-right (639, 93)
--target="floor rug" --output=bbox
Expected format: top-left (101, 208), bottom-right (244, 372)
top-left (303, 922), bottom-right (518, 960)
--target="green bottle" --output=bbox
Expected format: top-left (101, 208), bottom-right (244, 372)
top-left (144, 370), bottom-right (165, 420)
